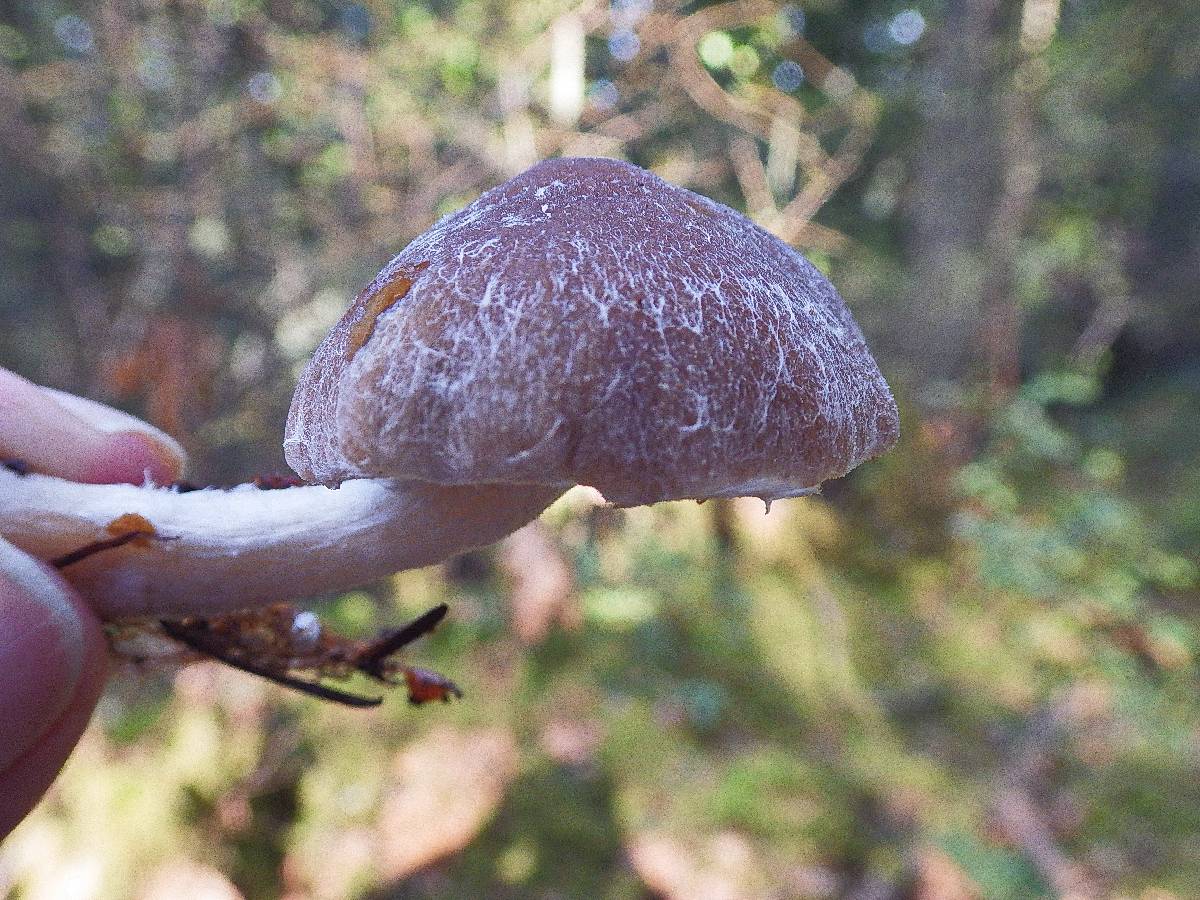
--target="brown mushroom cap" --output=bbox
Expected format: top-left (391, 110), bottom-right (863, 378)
top-left (285, 157), bottom-right (898, 506)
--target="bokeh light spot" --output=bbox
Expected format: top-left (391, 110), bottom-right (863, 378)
top-left (730, 45), bottom-right (760, 79)
top-left (889, 9), bottom-right (927, 46)
top-left (608, 29), bottom-right (640, 62)
top-left (54, 15), bottom-right (94, 54)
top-left (340, 4), bottom-right (371, 42)
top-left (588, 78), bottom-right (620, 111)
top-left (188, 217), bottom-right (232, 259)
top-left (772, 60), bottom-right (805, 92)
top-left (0, 24), bottom-right (29, 61)
top-left (698, 31), bottom-right (734, 69)
top-left (779, 5), bottom-right (806, 38)
top-left (610, 0), bottom-right (651, 25)
top-left (247, 71), bottom-right (282, 104)
top-left (93, 223), bottom-right (133, 256)
top-left (137, 51), bottom-right (175, 91)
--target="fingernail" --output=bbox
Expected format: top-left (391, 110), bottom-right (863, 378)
top-left (0, 540), bottom-right (85, 771)
top-left (90, 430), bottom-right (184, 486)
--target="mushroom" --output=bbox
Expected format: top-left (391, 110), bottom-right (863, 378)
top-left (0, 157), bottom-right (897, 621)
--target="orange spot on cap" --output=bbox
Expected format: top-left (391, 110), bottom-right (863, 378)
top-left (345, 261), bottom-right (430, 361)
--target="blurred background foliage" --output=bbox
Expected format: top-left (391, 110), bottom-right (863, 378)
top-left (1, 0), bottom-right (1197, 897)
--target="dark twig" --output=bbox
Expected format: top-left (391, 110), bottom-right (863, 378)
top-left (2, 459), bottom-right (29, 476)
top-left (50, 528), bottom-right (459, 709)
top-left (50, 531), bottom-right (152, 570)
top-left (159, 618), bottom-right (384, 708)
top-left (354, 604), bottom-right (449, 678)
top-left (990, 702), bottom-right (1102, 898)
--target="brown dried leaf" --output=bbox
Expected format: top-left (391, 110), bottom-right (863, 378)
top-left (912, 845), bottom-right (982, 900)
top-left (375, 726), bottom-right (518, 879)
top-left (627, 830), bottom-right (768, 900)
top-left (105, 317), bottom-right (221, 442)
top-left (538, 717), bottom-right (602, 766)
top-left (136, 861), bottom-right (243, 900)
top-left (501, 521), bottom-right (578, 644)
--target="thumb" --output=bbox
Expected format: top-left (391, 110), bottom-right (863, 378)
top-left (0, 538), bottom-right (108, 838)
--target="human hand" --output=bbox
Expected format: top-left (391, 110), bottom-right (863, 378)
top-left (0, 367), bottom-right (184, 838)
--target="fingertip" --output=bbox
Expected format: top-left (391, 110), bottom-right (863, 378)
top-left (37, 387), bottom-right (186, 485)
top-left (84, 430), bottom-right (185, 486)
top-left (0, 369), bottom-right (187, 485)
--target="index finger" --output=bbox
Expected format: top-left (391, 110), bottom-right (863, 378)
top-left (0, 368), bottom-right (186, 485)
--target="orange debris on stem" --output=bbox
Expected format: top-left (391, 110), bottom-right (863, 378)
top-left (106, 512), bottom-right (157, 544)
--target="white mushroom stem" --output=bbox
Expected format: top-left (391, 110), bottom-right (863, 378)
top-left (0, 468), bottom-right (563, 620)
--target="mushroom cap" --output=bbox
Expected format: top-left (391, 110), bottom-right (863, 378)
top-left (285, 157), bottom-right (898, 506)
